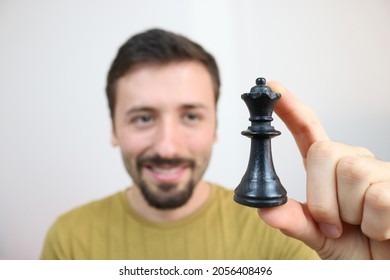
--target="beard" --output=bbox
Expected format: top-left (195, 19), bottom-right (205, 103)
top-left (138, 179), bottom-right (195, 209)
top-left (131, 155), bottom-right (198, 209)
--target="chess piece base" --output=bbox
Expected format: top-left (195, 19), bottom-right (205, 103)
top-left (233, 193), bottom-right (287, 208)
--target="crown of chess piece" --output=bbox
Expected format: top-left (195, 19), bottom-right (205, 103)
top-left (234, 77), bottom-right (287, 208)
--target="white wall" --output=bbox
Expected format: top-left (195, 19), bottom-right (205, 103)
top-left (1, 0), bottom-right (389, 259)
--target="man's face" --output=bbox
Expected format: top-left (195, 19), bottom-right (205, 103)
top-left (112, 61), bottom-right (217, 209)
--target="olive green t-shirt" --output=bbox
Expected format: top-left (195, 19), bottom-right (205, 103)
top-left (40, 183), bottom-right (319, 259)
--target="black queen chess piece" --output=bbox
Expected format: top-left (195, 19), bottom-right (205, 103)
top-left (234, 77), bottom-right (287, 208)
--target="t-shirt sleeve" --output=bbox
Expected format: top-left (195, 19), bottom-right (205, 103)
top-left (40, 219), bottom-right (68, 260)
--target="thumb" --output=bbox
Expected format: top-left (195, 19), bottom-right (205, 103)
top-left (258, 198), bottom-right (326, 251)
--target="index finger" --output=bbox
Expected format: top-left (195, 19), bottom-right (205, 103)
top-left (267, 81), bottom-right (329, 159)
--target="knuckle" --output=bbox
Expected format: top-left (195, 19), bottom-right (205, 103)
top-left (355, 146), bottom-right (375, 158)
top-left (362, 224), bottom-right (390, 241)
top-left (307, 141), bottom-right (339, 162)
top-left (361, 184), bottom-right (390, 241)
top-left (336, 156), bottom-right (371, 185)
top-left (365, 184), bottom-right (390, 211)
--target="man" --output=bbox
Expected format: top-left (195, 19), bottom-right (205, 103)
top-left (41, 29), bottom-right (390, 259)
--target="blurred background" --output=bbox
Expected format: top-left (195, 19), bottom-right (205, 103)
top-left (1, 0), bottom-right (389, 259)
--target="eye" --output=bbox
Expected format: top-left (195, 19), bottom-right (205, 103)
top-left (182, 112), bottom-right (202, 123)
top-left (130, 114), bottom-right (154, 127)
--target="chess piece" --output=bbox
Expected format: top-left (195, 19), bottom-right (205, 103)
top-left (234, 77), bottom-right (287, 208)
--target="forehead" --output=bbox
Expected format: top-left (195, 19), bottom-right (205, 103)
top-left (115, 61), bottom-right (215, 110)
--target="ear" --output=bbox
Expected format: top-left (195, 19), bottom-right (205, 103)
top-left (214, 117), bottom-right (219, 143)
top-left (111, 125), bottom-right (118, 147)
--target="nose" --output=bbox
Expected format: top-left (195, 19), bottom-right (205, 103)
top-left (153, 118), bottom-right (182, 159)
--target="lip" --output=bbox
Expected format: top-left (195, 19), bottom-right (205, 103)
top-left (143, 164), bottom-right (188, 183)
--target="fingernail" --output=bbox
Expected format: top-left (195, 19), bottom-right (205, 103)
top-left (319, 223), bottom-right (341, 239)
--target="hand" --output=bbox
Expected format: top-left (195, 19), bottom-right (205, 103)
top-left (258, 81), bottom-right (390, 259)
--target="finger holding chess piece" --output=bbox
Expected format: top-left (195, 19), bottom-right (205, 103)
top-left (234, 77), bottom-right (287, 208)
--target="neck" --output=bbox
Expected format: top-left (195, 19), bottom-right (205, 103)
top-left (127, 181), bottom-right (211, 222)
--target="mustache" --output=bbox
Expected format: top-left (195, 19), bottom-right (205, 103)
top-left (137, 155), bottom-right (195, 168)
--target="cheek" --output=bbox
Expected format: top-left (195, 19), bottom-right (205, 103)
top-left (187, 129), bottom-right (216, 154)
top-left (118, 133), bottom-right (150, 158)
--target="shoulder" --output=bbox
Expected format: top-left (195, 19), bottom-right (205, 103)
top-left (56, 190), bottom-right (125, 226)
top-left (40, 190), bottom-right (126, 259)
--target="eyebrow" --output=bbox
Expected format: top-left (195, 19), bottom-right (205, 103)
top-left (125, 106), bottom-right (154, 116)
top-left (125, 103), bottom-right (209, 116)
top-left (181, 103), bottom-right (209, 111)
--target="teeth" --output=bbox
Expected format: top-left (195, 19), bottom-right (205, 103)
top-left (152, 166), bottom-right (181, 174)
top-left (147, 165), bottom-right (185, 182)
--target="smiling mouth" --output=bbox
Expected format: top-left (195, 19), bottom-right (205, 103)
top-left (138, 156), bottom-right (195, 183)
top-left (144, 164), bottom-right (188, 183)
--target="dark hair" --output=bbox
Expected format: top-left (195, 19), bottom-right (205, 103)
top-left (106, 28), bottom-right (220, 120)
